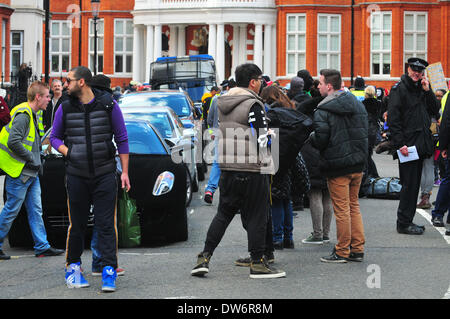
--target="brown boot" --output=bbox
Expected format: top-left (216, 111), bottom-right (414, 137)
top-left (416, 193), bottom-right (431, 209)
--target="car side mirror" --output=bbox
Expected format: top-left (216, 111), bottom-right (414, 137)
top-left (164, 138), bottom-right (176, 148)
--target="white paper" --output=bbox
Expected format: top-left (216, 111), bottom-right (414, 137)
top-left (397, 146), bottom-right (419, 163)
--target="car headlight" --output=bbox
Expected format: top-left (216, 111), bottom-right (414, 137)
top-left (152, 171), bottom-right (175, 196)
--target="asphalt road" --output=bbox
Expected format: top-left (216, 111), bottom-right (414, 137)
top-left (0, 153), bottom-right (449, 301)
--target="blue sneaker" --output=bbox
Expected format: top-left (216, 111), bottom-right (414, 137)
top-left (65, 262), bottom-right (90, 288)
top-left (102, 266), bottom-right (117, 292)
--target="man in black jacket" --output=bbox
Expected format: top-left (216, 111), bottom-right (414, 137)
top-left (387, 57), bottom-right (440, 235)
top-left (310, 69), bottom-right (368, 263)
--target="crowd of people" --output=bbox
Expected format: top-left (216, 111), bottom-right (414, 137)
top-left (0, 56), bottom-right (448, 291)
top-left (193, 57), bottom-right (449, 279)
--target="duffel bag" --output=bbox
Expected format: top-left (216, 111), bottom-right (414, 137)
top-left (366, 177), bottom-right (402, 200)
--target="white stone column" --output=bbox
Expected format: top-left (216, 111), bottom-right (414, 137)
top-left (132, 25), bottom-right (143, 82)
top-left (177, 25), bottom-right (186, 56)
top-left (168, 25), bottom-right (178, 56)
top-left (254, 24), bottom-right (263, 69)
top-left (239, 24), bottom-right (247, 66)
top-left (231, 24), bottom-right (239, 77)
top-left (216, 23), bottom-right (225, 83)
top-left (145, 24), bottom-right (154, 82)
top-left (263, 24), bottom-right (272, 78)
top-left (208, 24), bottom-right (217, 60)
top-left (272, 25), bottom-right (277, 80)
top-left (154, 24), bottom-right (162, 59)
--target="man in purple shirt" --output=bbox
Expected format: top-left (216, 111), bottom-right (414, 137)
top-left (50, 66), bottom-right (130, 292)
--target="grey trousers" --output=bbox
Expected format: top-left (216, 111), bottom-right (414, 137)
top-left (307, 188), bottom-right (334, 238)
top-left (420, 156), bottom-right (434, 196)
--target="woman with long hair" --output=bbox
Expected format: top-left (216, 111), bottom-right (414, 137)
top-left (262, 85), bottom-right (312, 249)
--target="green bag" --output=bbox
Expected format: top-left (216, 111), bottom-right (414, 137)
top-left (118, 189), bottom-right (141, 248)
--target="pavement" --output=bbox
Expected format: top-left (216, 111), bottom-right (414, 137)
top-left (0, 153), bottom-right (449, 301)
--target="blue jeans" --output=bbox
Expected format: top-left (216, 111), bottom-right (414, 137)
top-left (0, 175), bottom-right (50, 253)
top-left (271, 198), bottom-right (293, 242)
top-left (432, 158), bottom-right (450, 222)
top-left (205, 141), bottom-right (221, 194)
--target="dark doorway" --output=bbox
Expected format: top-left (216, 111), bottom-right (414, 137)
top-left (225, 41), bottom-right (232, 80)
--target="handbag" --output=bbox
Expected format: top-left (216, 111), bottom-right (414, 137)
top-left (118, 189), bottom-right (141, 248)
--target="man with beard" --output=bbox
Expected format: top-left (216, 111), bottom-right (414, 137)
top-left (387, 57), bottom-right (440, 235)
top-left (50, 66), bottom-right (130, 292)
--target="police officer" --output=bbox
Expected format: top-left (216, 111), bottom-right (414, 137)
top-left (351, 76), bottom-right (366, 102)
top-left (387, 57), bottom-right (440, 235)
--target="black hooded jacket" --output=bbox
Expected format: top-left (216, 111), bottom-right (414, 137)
top-left (310, 91), bottom-right (368, 178)
top-left (387, 74), bottom-right (440, 159)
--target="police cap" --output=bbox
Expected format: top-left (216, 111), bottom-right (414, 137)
top-left (407, 57), bottom-right (429, 72)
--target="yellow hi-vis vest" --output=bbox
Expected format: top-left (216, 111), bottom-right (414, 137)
top-left (37, 109), bottom-right (44, 137)
top-left (0, 102), bottom-right (36, 178)
top-left (440, 91), bottom-right (448, 122)
top-left (351, 90), bottom-right (365, 102)
top-left (437, 91), bottom-right (449, 148)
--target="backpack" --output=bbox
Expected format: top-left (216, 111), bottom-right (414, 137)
top-left (366, 177), bottom-right (402, 200)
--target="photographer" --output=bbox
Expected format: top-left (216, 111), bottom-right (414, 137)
top-left (18, 63), bottom-right (32, 93)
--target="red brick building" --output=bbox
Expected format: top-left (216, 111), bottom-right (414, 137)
top-left (45, 0), bottom-right (449, 90)
top-left (276, 0), bottom-right (450, 89)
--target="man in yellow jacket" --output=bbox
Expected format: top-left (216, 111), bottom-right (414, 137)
top-left (0, 81), bottom-right (64, 260)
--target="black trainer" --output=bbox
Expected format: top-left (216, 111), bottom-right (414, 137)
top-left (320, 249), bottom-right (347, 263)
top-left (283, 238), bottom-right (294, 249)
top-left (431, 217), bottom-right (445, 227)
top-left (191, 252), bottom-right (211, 277)
top-left (397, 224), bottom-right (424, 235)
top-left (204, 191), bottom-right (213, 204)
top-left (347, 252), bottom-right (364, 262)
top-left (0, 249), bottom-right (11, 260)
top-left (35, 247), bottom-right (65, 257)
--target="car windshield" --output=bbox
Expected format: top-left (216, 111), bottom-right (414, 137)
top-left (125, 121), bottom-right (168, 155)
top-left (123, 112), bottom-right (175, 139)
top-left (119, 93), bottom-right (192, 117)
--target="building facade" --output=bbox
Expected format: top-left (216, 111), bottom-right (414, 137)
top-left (276, 0), bottom-right (450, 89)
top-left (44, 0), bottom-right (449, 90)
top-left (0, 0), bottom-right (14, 83)
top-left (10, 0), bottom-right (44, 81)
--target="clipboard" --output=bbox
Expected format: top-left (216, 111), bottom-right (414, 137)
top-left (396, 146), bottom-right (419, 163)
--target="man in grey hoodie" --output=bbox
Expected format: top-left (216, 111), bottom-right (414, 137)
top-left (0, 81), bottom-right (64, 260)
top-left (191, 63), bottom-right (284, 279)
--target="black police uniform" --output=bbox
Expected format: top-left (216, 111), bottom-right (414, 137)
top-left (387, 58), bottom-right (440, 234)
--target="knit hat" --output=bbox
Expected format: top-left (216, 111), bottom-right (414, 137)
top-left (289, 76), bottom-right (304, 96)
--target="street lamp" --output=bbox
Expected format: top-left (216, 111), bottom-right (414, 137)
top-left (91, 0), bottom-right (101, 75)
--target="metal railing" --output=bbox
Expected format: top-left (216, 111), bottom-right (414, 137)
top-left (0, 72), bottom-right (43, 108)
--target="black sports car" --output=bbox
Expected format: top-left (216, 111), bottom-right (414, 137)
top-left (6, 119), bottom-right (188, 248)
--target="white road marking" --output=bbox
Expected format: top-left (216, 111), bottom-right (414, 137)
top-left (416, 209), bottom-right (450, 245)
top-left (189, 209), bottom-right (195, 215)
top-left (416, 208), bottom-right (450, 299)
